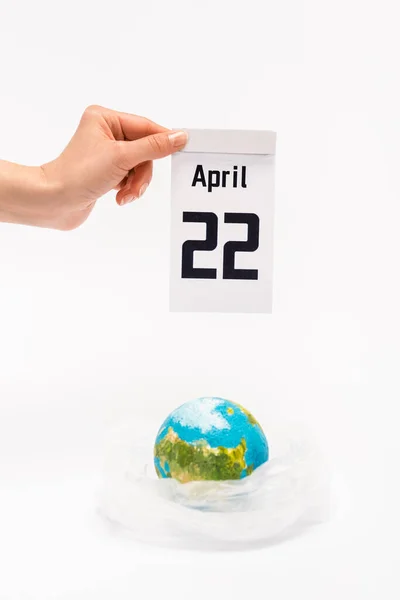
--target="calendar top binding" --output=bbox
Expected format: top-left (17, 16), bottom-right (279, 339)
top-left (176, 128), bottom-right (276, 156)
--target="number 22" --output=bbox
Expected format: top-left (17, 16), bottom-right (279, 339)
top-left (181, 212), bottom-right (260, 280)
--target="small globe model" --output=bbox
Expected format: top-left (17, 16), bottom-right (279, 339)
top-left (154, 397), bottom-right (268, 483)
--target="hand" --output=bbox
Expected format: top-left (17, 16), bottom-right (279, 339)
top-left (0, 105), bottom-right (188, 230)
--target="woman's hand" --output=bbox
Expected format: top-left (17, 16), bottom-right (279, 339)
top-left (0, 105), bottom-right (188, 230)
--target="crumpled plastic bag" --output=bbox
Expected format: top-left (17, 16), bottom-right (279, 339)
top-left (98, 419), bottom-right (331, 549)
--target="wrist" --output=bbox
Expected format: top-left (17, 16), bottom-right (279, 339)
top-left (0, 160), bottom-right (62, 227)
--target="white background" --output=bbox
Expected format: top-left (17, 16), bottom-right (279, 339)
top-left (0, 0), bottom-right (399, 598)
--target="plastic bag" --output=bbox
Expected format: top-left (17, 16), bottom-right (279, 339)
top-left (98, 419), bottom-right (330, 549)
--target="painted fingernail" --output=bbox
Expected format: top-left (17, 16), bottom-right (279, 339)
top-left (120, 194), bottom-right (136, 205)
top-left (139, 182), bottom-right (149, 197)
top-left (168, 130), bottom-right (188, 149)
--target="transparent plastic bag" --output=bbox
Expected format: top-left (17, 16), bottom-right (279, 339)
top-left (98, 419), bottom-right (331, 549)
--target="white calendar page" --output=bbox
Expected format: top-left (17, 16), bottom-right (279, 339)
top-left (169, 130), bottom-right (276, 313)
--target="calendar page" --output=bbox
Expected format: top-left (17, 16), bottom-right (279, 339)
top-left (169, 129), bottom-right (276, 313)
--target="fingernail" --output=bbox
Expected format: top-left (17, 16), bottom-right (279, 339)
top-left (139, 182), bottom-right (149, 197)
top-left (120, 194), bottom-right (136, 205)
top-left (168, 130), bottom-right (188, 149)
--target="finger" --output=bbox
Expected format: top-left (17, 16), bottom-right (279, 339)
top-left (116, 130), bottom-right (188, 170)
top-left (114, 173), bottom-right (129, 191)
top-left (117, 113), bottom-right (169, 141)
top-left (116, 161), bottom-right (153, 206)
top-left (113, 164), bottom-right (138, 190)
top-left (83, 105), bottom-right (169, 141)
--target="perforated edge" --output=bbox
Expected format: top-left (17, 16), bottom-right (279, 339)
top-left (177, 128), bottom-right (276, 155)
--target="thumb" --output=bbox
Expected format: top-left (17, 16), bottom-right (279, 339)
top-left (117, 130), bottom-right (188, 170)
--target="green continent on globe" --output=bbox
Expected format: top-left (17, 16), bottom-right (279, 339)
top-left (154, 427), bottom-right (249, 483)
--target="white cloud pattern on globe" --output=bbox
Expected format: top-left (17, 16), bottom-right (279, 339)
top-left (172, 397), bottom-right (230, 433)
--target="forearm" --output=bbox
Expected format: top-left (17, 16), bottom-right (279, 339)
top-left (0, 160), bottom-right (50, 227)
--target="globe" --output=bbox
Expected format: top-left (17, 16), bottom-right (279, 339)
top-left (154, 397), bottom-right (268, 483)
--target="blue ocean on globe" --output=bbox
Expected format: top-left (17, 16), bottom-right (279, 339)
top-left (154, 397), bottom-right (269, 483)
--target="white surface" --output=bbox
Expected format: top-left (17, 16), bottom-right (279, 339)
top-left (1, 0), bottom-right (400, 598)
top-left (180, 128), bottom-right (277, 154)
top-left (170, 150), bottom-right (275, 312)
